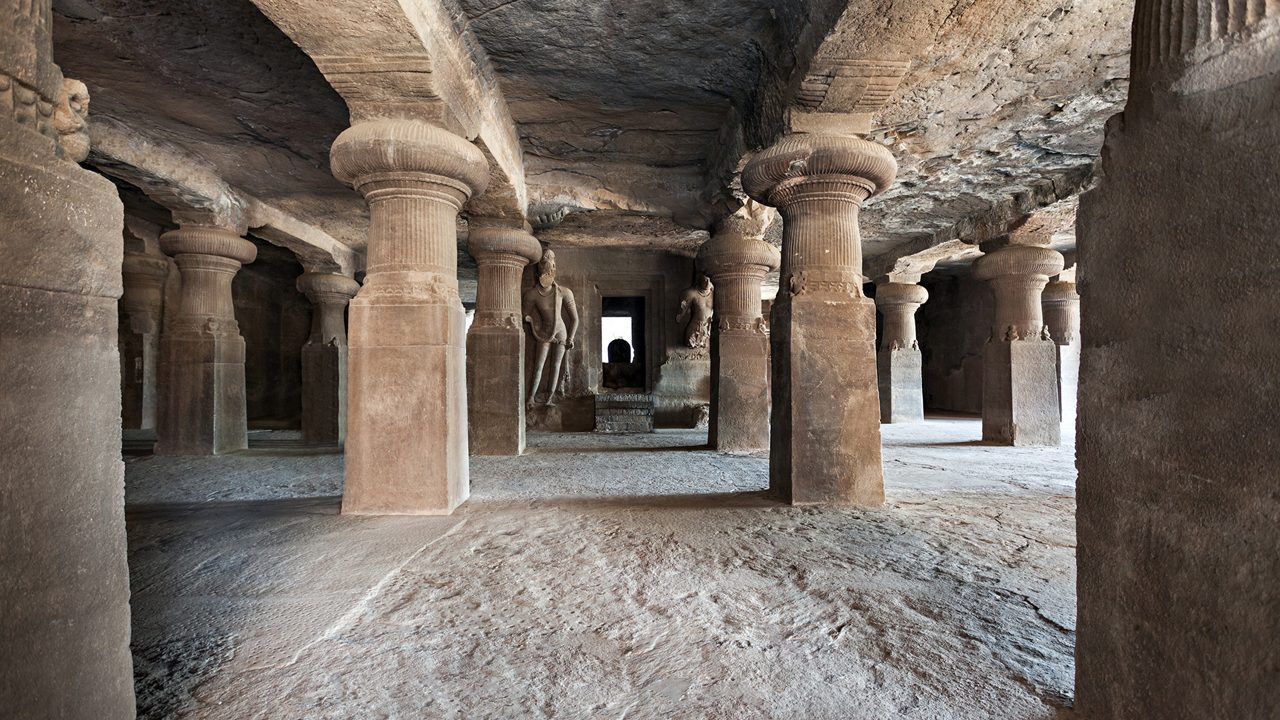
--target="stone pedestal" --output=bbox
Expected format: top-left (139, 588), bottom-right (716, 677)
top-left (154, 226), bottom-right (257, 455)
top-left (973, 244), bottom-right (1064, 446)
top-left (1043, 279), bottom-right (1080, 428)
top-left (296, 271), bottom-right (359, 446)
top-left (331, 119), bottom-right (488, 515)
top-left (698, 221), bottom-right (780, 452)
top-left (466, 223), bottom-right (542, 455)
top-left (119, 252), bottom-right (169, 429)
top-left (875, 282), bottom-right (928, 423)
top-left (743, 134), bottom-right (897, 505)
top-left (0, 19), bottom-right (136, 714)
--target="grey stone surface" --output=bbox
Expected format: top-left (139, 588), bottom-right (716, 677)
top-left (123, 419), bottom-right (1076, 719)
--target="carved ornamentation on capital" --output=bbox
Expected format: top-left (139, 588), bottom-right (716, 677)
top-left (52, 78), bottom-right (89, 162)
top-left (473, 311), bottom-right (522, 330)
top-left (789, 271), bottom-right (864, 298)
top-left (719, 316), bottom-right (769, 335)
top-left (359, 275), bottom-right (459, 305)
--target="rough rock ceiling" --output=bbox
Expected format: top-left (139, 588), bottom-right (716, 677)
top-left (51, 0), bottom-right (365, 245)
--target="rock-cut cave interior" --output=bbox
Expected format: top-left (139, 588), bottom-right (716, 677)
top-left (2, 0), bottom-right (1277, 718)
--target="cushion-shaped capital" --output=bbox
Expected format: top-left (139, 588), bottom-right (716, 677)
top-left (296, 271), bottom-right (360, 303)
top-left (698, 233), bottom-right (781, 277)
top-left (330, 119), bottom-right (489, 198)
top-left (973, 245), bottom-right (1065, 281)
top-left (466, 224), bottom-right (543, 265)
top-left (742, 133), bottom-right (897, 205)
top-left (159, 227), bottom-right (257, 265)
top-left (874, 282), bottom-right (929, 308)
top-left (1041, 280), bottom-right (1079, 306)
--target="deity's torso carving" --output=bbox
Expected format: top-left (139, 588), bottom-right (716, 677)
top-left (679, 276), bottom-right (714, 349)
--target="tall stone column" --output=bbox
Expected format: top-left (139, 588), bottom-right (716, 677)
top-left (1042, 278), bottom-right (1080, 427)
top-left (697, 221), bottom-right (780, 452)
top-left (972, 244), bottom-right (1064, 446)
top-left (154, 226), bottom-right (256, 455)
top-left (0, 2), bottom-right (135, 714)
top-left (119, 251), bottom-right (169, 429)
top-left (743, 134), bottom-right (897, 505)
top-left (296, 271), bottom-right (359, 446)
top-left (875, 281), bottom-right (928, 423)
top-left (330, 119), bottom-right (488, 515)
top-left (466, 222), bottom-right (542, 456)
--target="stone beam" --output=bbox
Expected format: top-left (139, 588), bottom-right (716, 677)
top-left (246, 198), bottom-right (361, 275)
top-left (249, 0), bottom-right (526, 220)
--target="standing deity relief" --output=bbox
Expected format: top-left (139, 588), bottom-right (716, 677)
top-left (523, 248), bottom-right (578, 407)
top-left (678, 274), bottom-right (714, 350)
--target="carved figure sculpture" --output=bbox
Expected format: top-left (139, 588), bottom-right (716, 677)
top-left (678, 274), bottom-right (714, 348)
top-left (52, 78), bottom-right (90, 162)
top-left (523, 249), bottom-right (579, 407)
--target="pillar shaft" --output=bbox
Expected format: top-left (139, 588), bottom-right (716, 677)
top-left (154, 226), bottom-right (256, 455)
top-left (743, 134), bottom-right (897, 505)
top-left (875, 282), bottom-right (928, 424)
top-left (1043, 279), bottom-right (1081, 427)
top-left (699, 226), bottom-right (780, 452)
top-left (973, 244), bottom-right (1064, 446)
top-left (466, 224), bottom-right (542, 456)
top-left (119, 252), bottom-right (169, 429)
top-left (0, 5), bottom-right (136, 712)
top-left (297, 272), bottom-right (359, 446)
top-left (331, 119), bottom-right (488, 514)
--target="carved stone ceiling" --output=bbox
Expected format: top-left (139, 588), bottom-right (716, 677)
top-left (52, 0), bottom-right (1131, 280)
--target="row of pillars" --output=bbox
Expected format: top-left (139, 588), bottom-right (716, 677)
top-left (117, 120), bottom-right (1084, 515)
top-left (118, 227), bottom-right (360, 454)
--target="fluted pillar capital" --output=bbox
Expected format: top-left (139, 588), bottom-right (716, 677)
top-left (975, 245), bottom-right (1065, 342)
top-left (330, 119), bottom-right (488, 209)
top-left (466, 222), bottom-right (542, 266)
top-left (875, 282), bottom-right (929, 352)
top-left (159, 226), bottom-right (256, 266)
top-left (1042, 280), bottom-right (1080, 345)
top-left (742, 134), bottom-right (897, 207)
top-left (973, 244), bottom-right (1064, 282)
top-left (874, 281), bottom-right (929, 309)
top-left (296, 271), bottom-right (360, 307)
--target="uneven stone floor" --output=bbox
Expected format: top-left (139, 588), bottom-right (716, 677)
top-left (126, 417), bottom-right (1076, 719)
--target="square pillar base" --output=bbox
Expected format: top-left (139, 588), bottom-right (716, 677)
top-left (342, 298), bottom-right (469, 515)
top-left (466, 326), bottom-right (526, 456)
top-left (771, 295), bottom-right (884, 505)
top-left (877, 348), bottom-right (924, 424)
top-left (711, 330), bottom-right (770, 452)
top-left (155, 333), bottom-right (249, 455)
top-left (982, 338), bottom-right (1060, 446)
top-left (301, 341), bottom-right (345, 446)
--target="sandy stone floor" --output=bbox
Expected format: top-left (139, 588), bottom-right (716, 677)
top-left (125, 417), bottom-right (1076, 719)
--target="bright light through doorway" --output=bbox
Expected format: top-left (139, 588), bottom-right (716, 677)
top-left (601, 316), bottom-right (633, 363)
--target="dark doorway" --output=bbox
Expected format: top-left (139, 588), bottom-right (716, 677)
top-left (601, 296), bottom-right (646, 390)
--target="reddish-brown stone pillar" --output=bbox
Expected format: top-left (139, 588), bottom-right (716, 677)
top-left (0, 4), bottom-right (135, 713)
top-left (875, 281), bottom-right (928, 423)
top-left (973, 244), bottom-right (1064, 446)
top-left (466, 222), bottom-right (542, 455)
top-left (296, 271), bottom-right (359, 446)
top-left (331, 119), bottom-right (488, 514)
top-left (154, 226), bottom-right (257, 455)
top-left (1042, 278), bottom-right (1080, 427)
top-left (743, 134), bottom-right (897, 505)
top-left (119, 251), bottom-right (169, 429)
top-left (698, 219), bottom-right (780, 452)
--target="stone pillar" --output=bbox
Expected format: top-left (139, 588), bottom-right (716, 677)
top-left (0, 3), bottom-right (135, 714)
top-left (119, 252), bottom-right (169, 429)
top-left (296, 271), bottom-right (359, 446)
top-left (742, 134), bottom-right (896, 505)
top-left (154, 226), bottom-right (256, 455)
top-left (875, 281), bottom-right (928, 423)
top-left (972, 244), bottom-right (1064, 446)
top-left (466, 222), bottom-right (542, 455)
top-left (330, 119), bottom-right (488, 515)
top-left (697, 222), bottom-right (780, 452)
top-left (1042, 278), bottom-right (1080, 428)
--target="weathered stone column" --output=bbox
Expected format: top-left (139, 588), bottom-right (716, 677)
top-left (154, 226), bottom-right (256, 455)
top-left (875, 281), bottom-right (928, 423)
top-left (0, 3), bottom-right (135, 713)
top-left (296, 271), bottom-right (359, 446)
top-left (119, 251), bottom-right (169, 429)
top-left (331, 119), bottom-right (488, 515)
top-left (972, 244), bottom-right (1064, 446)
top-left (1042, 277), bottom-right (1080, 427)
top-left (697, 220), bottom-right (780, 452)
top-left (466, 222), bottom-right (542, 455)
top-left (743, 134), bottom-right (896, 505)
